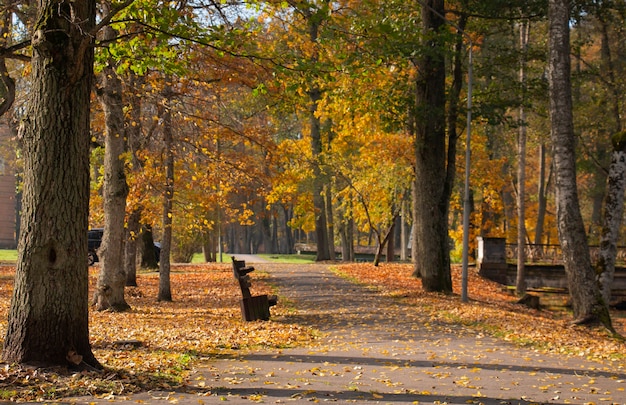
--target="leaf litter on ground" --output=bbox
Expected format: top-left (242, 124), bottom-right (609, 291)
top-left (0, 262), bottom-right (624, 401)
top-left (334, 263), bottom-right (626, 365)
top-left (0, 264), bottom-right (315, 401)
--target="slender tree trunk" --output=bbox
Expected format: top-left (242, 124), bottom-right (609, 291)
top-left (125, 71), bottom-right (145, 282)
top-left (412, 0), bottom-right (452, 292)
top-left (310, 87), bottom-right (330, 261)
top-left (93, 7), bottom-right (130, 311)
top-left (2, 0), bottom-right (100, 368)
top-left (516, 20), bottom-right (529, 295)
top-left (158, 83), bottom-right (174, 302)
top-left (125, 209), bottom-right (140, 286)
top-left (325, 186), bottom-right (335, 260)
top-left (534, 144), bottom-right (549, 244)
top-left (548, 0), bottom-right (612, 329)
top-left (282, 204), bottom-right (294, 254)
top-left (400, 201), bottom-right (408, 261)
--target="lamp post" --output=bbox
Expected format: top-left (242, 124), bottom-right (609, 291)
top-left (415, 1), bottom-right (473, 302)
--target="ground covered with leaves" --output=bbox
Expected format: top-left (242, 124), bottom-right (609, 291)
top-left (0, 264), bottom-right (315, 402)
top-left (0, 262), bottom-right (623, 402)
top-left (336, 263), bottom-right (626, 364)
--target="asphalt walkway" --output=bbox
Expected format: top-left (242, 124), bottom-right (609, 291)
top-left (71, 261), bottom-right (625, 404)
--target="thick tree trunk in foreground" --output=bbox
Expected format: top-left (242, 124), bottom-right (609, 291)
top-left (93, 13), bottom-right (130, 311)
top-left (548, 0), bottom-right (612, 329)
top-left (412, 0), bottom-right (452, 293)
top-left (2, 0), bottom-right (100, 367)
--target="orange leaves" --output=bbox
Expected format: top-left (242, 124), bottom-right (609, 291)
top-left (0, 264), bottom-right (316, 401)
top-left (334, 263), bottom-right (626, 365)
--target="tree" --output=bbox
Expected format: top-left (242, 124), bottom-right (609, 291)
top-left (2, 0), bottom-right (101, 367)
top-left (93, 1), bottom-right (131, 312)
top-left (158, 81), bottom-right (174, 302)
top-left (412, 0), bottom-right (452, 292)
top-left (516, 19), bottom-right (530, 295)
top-left (547, 0), bottom-right (612, 329)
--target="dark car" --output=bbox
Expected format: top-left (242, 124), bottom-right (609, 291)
top-left (88, 228), bottom-right (104, 266)
top-left (88, 228), bottom-right (161, 266)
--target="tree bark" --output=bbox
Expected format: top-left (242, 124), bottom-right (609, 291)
top-left (595, 9), bottom-right (625, 308)
top-left (516, 20), bottom-right (529, 295)
top-left (125, 209), bottom-right (140, 286)
top-left (548, 0), bottom-right (612, 329)
top-left (303, 1), bottom-right (331, 262)
top-left (2, 0), bottom-right (100, 367)
top-left (158, 83), bottom-right (174, 302)
top-left (93, 7), bottom-right (130, 311)
top-left (412, 0), bottom-right (452, 293)
top-left (597, 133), bottom-right (626, 305)
top-left (533, 143), bottom-right (550, 244)
top-left (125, 71), bottom-right (145, 283)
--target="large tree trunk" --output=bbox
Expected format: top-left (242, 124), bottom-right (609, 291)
top-left (158, 83), bottom-right (174, 302)
top-left (93, 8), bottom-right (130, 311)
top-left (595, 10), bottom-right (625, 308)
top-left (412, 0), bottom-right (452, 293)
top-left (2, 0), bottom-right (100, 368)
top-left (548, 0), bottom-right (612, 329)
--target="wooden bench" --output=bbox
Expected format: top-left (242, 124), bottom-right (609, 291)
top-left (231, 257), bottom-right (277, 321)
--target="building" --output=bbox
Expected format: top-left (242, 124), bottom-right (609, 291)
top-left (0, 121), bottom-right (16, 248)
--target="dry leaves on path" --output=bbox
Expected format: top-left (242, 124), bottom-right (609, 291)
top-left (334, 263), bottom-right (626, 367)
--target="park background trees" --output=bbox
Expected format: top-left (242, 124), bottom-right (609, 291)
top-left (0, 0), bottom-right (624, 366)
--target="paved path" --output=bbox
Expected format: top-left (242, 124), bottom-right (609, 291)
top-left (72, 262), bottom-right (625, 404)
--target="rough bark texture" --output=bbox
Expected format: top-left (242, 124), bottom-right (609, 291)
top-left (597, 132), bottom-right (626, 305)
top-left (412, 0), bottom-right (452, 293)
top-left (548, 0), bottom-right (612, 328)
top-left (2, 0), bottom-right (100, 367)
top-left (595, 11), bottom-right (625, 307)
top-left (158, 84), bottom-right (173, 302)
top-left (94, 14), bottom-right (130, 311)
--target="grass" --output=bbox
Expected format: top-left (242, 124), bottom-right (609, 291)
top-left (259, 253), bottom-right (317, 263)
top-left (0, 250), bottom-right (316, 265)
top-left (190, 252), bottom-right (317, 264)
top-left (0, 250), bottom-right (17, 262)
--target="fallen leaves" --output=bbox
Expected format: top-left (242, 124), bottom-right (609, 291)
top-left (0, 264), bottom-right (317, 401)
top-left (334, 263), bottom-right (626, 365)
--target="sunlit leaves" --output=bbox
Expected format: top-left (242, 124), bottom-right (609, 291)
top-left (336, 262), bottom-right (626, 363)
top-left (0, 264), bottom-right (317, 401)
